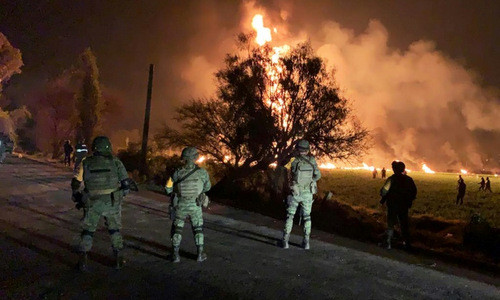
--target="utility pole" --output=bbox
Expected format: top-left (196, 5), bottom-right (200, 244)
top-left (140, 64), bottom-right (154, 177)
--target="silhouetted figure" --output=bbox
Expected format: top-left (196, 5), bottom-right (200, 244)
top-left (456, 175), bottom-right (466, 205)
top-left (63, 140), bottom-right (73, 166)
top-left (478, 177), bottom-right (485, 191)
top-left (485, 177), bottom-right (492, 193)
top-left (381, 167), bottom-right (386, 179)
top-left (380, 161), bottom-right (417, 250)
top-left (372, 168), bottom-right (378, 179)
top-left (74, 140), bottom-right (88, 171)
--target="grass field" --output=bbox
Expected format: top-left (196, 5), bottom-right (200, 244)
top-left (317, 170), bottom-right (500, 228)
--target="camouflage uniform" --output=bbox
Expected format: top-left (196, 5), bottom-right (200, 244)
top-left (72, 136), bottom-right (129, 270)
top-left (282, 140), bottom-right (321, 249)
top-left (165, 147), bottom-right (211, 262)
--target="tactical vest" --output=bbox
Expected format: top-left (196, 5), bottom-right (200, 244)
top-left (83, 156), bottom-right (120, 196)
top-left (176, 168), bottom-right (204, 199)
top-left (293, 156), bottom-right (314, 187)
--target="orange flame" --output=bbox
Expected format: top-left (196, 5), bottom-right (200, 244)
top-left (196, 156), bottom-right (206, 163)
top-left (319, 162), bottom-right (337, 169)
top-left (460, 169), bottom-right (468, 175)
top-left (251, 14), bottom-right (272, 46)
top-left (422, 163), bottom-right (436, 174)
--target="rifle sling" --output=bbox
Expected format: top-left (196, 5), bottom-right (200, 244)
top-left (175, 166), bottom-right (200, 185)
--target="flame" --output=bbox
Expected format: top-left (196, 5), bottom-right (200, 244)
top-left (196, 156), bottom-right (206, 163)
top-left (251, 14), bottom-right (272, 46)
top-left (460, 169), bottom-right (468, 175)
top-left (250, 14), bottom-right (290, 128)
top-left (319, 163), bottom-right (336, 169)
top-left (422, 163), bottom-right (436, 174)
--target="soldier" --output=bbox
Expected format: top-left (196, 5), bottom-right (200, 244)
top-left (63, 140), bottom-right (73, 166)
top-left (456, 175), bottom-right (466, 205)
top-left (381, 167), bottom-right (387, 179)
top-left (71, 136), bottom-right (130, 271)
top-left (478, 177), bottom-right (485, 191)
top-left (282, 139), bottom-right (321, 250)
top-left (485, 177), bottom-right (492, 193)
top-left (165, 147), bottom-right (211, 263)
top-left (372, 168), bottom-right (378, 179)
top-left (74, 140), bottom-right (88, 171)
top-left (380, 161), bottom-right (417, 250)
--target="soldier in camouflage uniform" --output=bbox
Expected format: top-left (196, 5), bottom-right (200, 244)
top-left (282, 139), bottom-right (321, 250)
top-left (165, 147), bottom-right (211, 263)
top-left (71, 136), bottom-right (130, 271)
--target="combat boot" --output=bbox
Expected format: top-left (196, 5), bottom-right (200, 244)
top-left (196, 246), bottom-right (207, 262)
top-left (114, 250), bottom-right (125, 270)
top-left (386, 229), bottom-right (394, 250)
top-left (172, 246), bottom-right (180, 263)
top-left (282, 234), bottom-right (289, 249)
top-left (78, 252), bottom-right (88, 272)
top-left (302, 236), bottom-right (310, 250)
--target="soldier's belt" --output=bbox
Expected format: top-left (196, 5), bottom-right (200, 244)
top-left (87, 188), bottom-right (119, 195)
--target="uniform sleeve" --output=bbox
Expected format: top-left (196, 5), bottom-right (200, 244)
top-left (114, 158), bottom-right (129, 181)
top-left (380, 177), bottom-right (392, 197)
top-left (311, 157), bottom-right (321, 181)
top-left (73, 157), bottom-right (85, 181)
top-left (201, 169), bottom-right (211, 193)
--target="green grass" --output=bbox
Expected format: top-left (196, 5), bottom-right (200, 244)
top-left (317, 170), bottom-right (500, 228)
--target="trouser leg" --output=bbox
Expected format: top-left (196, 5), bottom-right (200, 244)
top-left (190, 206), bottom-right (204, 246)
top-left (79, 204), bottom-right (101, 252)
top-left (103, 207), bottom-right (123, 251)
top-left (398, 208), bottom-right (410, 244)
top-left (172, 214), bottom-right (186, 248)
top-left (301, 197), bottom-right (313, 238)
top-left (284, 197), bottom-right (299, 236)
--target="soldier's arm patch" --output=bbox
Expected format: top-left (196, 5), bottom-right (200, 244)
top-left (284, 157), bottom-right (295, 170)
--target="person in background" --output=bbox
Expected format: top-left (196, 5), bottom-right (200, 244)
top-left (63, 140), bottom-right (73, 166)
top-left (456, 175), bottom-right (466, 205)
top-left (380, 161), bottom-right (417, 250)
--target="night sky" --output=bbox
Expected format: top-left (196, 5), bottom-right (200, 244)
top-left (1, 1), bottom-right (499, 169)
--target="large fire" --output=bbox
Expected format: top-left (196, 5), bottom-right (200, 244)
top-left (251, 14), bottom-right (290, 128)
top-left (422, 163), bottom-right (436, 174)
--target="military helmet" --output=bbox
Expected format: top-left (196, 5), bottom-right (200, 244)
top-left (295, 139), bottom-right (310, 151)
top-left (91, 136), bottom-right (112, 154)
top-left (181, 147), bottom-right (199, 160)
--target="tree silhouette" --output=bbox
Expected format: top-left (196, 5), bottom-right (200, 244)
top-left (75, 48), bottom-right (102, 144)
top-left (157, 35), bottom-right (367, 178)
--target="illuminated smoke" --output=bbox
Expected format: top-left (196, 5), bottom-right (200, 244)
top-left (177, 2), bottom-right (500, 172)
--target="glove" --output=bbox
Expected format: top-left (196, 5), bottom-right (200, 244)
top-left (122, 189), bottom-right (130, 196)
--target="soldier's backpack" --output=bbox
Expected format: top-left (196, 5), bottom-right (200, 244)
top-left (83, 156), bottom-right (120, 197)
top-left (293, 156), bottom-right (317, 194)
top-left (175, 166), bottom-right (203, 199)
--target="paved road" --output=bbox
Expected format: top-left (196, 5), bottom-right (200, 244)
top-left (0, 156), bottom-right (499, 299)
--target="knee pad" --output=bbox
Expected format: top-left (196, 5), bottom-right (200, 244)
top-left (81, 230), bottom-right (94, 238)
top-left (302, 214), bottom-right (311, 222)
top-left (192, 226), bottom-right (203, 234)
top-left (174, 225), bottom-right (183, 235)
top-left (108, 229), bottom-right (120, 235)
